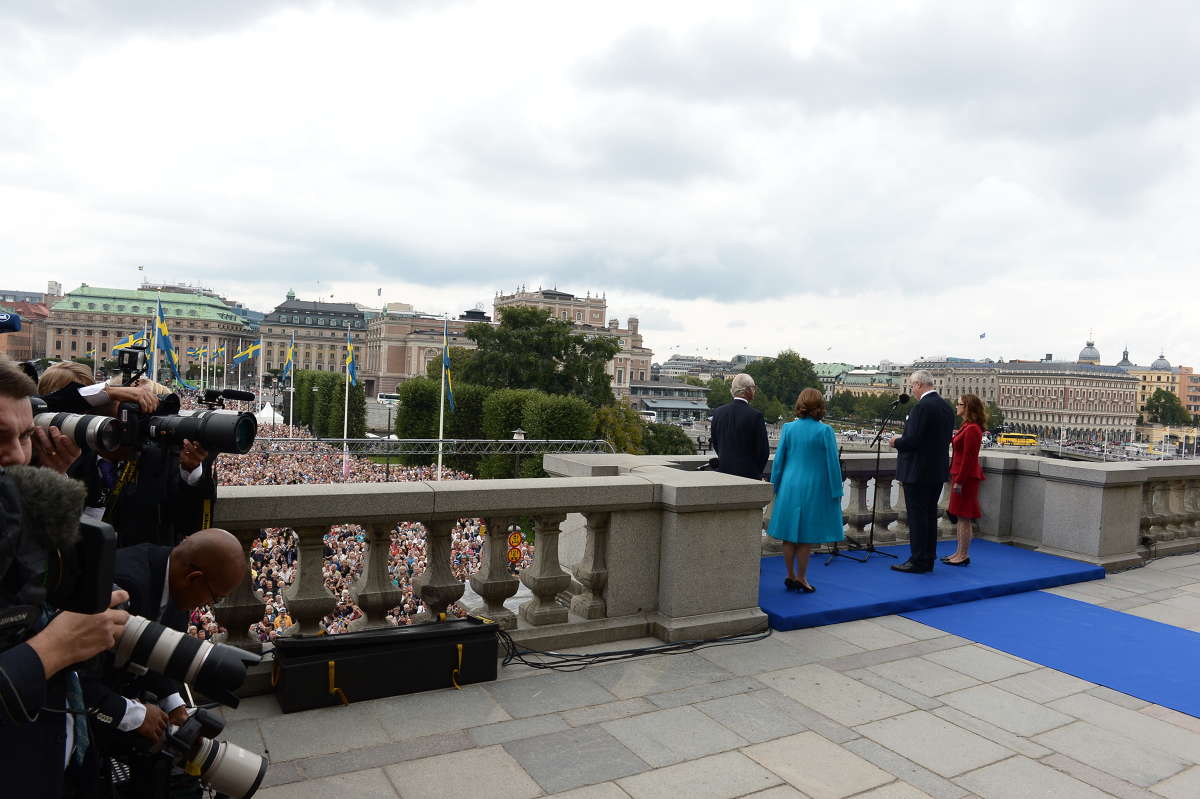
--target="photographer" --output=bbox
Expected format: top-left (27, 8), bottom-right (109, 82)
top-left (0, 356), bottom-right (131, 797)
top-left (87, 529), bottom-right (246, 797)
top-left (37, 365), bottom-right (212, 547)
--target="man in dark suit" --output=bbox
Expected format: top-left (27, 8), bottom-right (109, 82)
top-left (710, 373), bottom-right (770, 480)
top-left (890, 370), bottom-right (955, 572)
top-left (86, 529), bottom-right (246, 796)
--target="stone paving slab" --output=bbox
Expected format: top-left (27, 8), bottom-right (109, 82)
top-left (587, 653), bottom-right (737, 700)
top-left (1038, 753), bottom-right (1161, 799)
top-left (561, 697), bottom-right (657, 727)
top-left (743, 731), bottom-right (894, 799)
top-left (601, 705), bottom-right (748, 767)
top-left (547, 784), bottom-right (632, 799)
top-left (855, 710), bottom-right (1013, 778)
top-left (930, 706), bottom-right (1052, 760)
top-left (485, 669), bottom-right (617, 717)
top-left (503, 724), bottom-right (649, 794)
top-left (367, 684), bottom-right (511, 741)
top-left (866, 656), bottom-right (980, 696)
top-left (823, 619), bottom-right (920, 650)
top-left (989, 667), bottom-right (1094, 703)
top-left (1048, 692), bottom-right (1200, 763)
top-left (258, 702), bottom-right (392, 761)
top-left (1033, 720), bottom-right (1189, 787)
top-left (645, 676), bottom-right (761, 709)
top-left (693, 690), bottom-right (810, 743)
top-left (769, 626), bottom-right (868, 661)
top-left (955, 755), bottom-right (1111, 799)
top-left (845, 669), bottom-right (943, 711)
top-left (255, 766), bottom-right (398, 799)
top-left (1151, 765), bottom-right (1200, 799)
top-left (385, 745), bottom-right (542, 799)
top-left (694, 632), bottom-right (819, 675)
top-left (921, 644), bottom-right (1036, 682)
top-left (469, 713), bottom-right (570, 746)
top-left (758, 663), bottom-right (914, 726)
top-left (854, 784), bottom-right (936, 798)
top-left (841, 738), bottom-right (970, 799)
top-left (615, 750), bottom-right (782, 799)
top-left (938, 683), bottom-right (1074, 736)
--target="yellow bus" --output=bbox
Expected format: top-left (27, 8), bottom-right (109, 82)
top-left (996, 433), bottom-right (1039, 447)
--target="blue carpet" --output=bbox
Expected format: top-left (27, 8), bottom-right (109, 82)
top-left (904, 592), bottom-right (1200, 718)
top-left (759, 540), bottom-right (1105, 631)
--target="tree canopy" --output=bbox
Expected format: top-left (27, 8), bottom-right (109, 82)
top-left (706, 376), bottom-right (732, 408)
top-left (460, 306), bottom-right (620, 406)
top-left (1145, 388), bottom-right (1191, 426)
top-left (741, 350), bottom-right (821, 407)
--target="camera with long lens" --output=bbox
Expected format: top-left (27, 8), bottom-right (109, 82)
top-left (148, 707), bottom-right (267, 799)
top-left (30, 394), bottom-right (259, 456)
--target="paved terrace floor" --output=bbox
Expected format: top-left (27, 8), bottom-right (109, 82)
top-left (225, 552), bottom-right (1200, 799)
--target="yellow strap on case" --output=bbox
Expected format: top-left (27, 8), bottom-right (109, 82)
top-left (450, 643), bottom-right (464, 690)
top-left (327, 660), bottom-right (349, 705)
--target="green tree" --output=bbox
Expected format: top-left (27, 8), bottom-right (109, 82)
top-left (425, 346), bottom-right (477, 381)
top-left (323, 379), bottom-right (367, 439)
top-left (479, 388), bottom-right (542, 477)
top-left (681, 375), bottom-right (706, 387)
top-left (311, 372), bottom-right (342, 437)
top-left (706, 376), bottom-right (732, 408)
top-left (985, 402), bottom-right (1004, 432)
top-left (644, 423), bottom-right (697, 455)
top-left (594, 405), bottom-right (646, 454)
top-left (743, 350), bottom-right (821, 406)
top-left (462, 306), bottom-right (620, 405)
top-left (752, 393), bottom-right (789, 425)
top-left (1145, 388), bottom-right (1191, 425)
top-left (442, 382), bottom-right (491, 473)
top-left (519, 393), bottom-right (597, 477)
top-left (828, 391), bottom-right (857, 419)
top-left (293, 371), bottom-right (314, 428)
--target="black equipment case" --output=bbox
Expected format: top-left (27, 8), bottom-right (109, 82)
top-left (271, 616), bottom-right (499, 713)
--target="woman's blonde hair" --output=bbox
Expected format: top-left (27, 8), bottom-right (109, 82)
top-left (38, 361), bottom-right (94, 394)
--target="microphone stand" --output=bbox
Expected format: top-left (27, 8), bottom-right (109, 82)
top-left (847, 401), bottom-right (905, 561)
top-left (824, 445), bottom-right (866, 565)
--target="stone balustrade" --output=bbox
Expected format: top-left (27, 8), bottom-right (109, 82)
top-left (212, 463), bottom-right (772, 650)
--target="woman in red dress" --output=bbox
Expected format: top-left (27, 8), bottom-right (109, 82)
top-left (943, 394), bottom-right (986, 566)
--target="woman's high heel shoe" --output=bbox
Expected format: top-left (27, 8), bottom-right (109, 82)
top-left (784, 578), bottom-right (799, 592)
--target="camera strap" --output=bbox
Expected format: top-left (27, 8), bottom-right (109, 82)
top-left (102, 460), bottom-right (140, 524)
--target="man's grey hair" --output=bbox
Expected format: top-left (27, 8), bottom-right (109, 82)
top-left (909, 370), bottom-right (935, 388)
top-left (730, 373), bottom-right (756, 397)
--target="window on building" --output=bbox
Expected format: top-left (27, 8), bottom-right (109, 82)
top-left (72, 302), bottom-right (80, 308)
top-left (70, 341), bottom-right (77, 351)
top-left (305, 317), bottom-right (312, 325)
top-left (55, 340), bottom-right (62, 350)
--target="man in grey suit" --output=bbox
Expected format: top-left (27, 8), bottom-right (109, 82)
top-left (890, 370), bottom-right (955, 572)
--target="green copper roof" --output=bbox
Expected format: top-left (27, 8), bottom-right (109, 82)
top-left (51, 285), bottom-right (249, 326)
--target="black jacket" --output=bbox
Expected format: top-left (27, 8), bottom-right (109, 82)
top-left (710, 399), bottom-right (770, 479)
top-left (893, 391), bottom-right (956, 484)
top-left (85, 544), bottom-right (187, 741)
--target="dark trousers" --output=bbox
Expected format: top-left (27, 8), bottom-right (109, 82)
top-left (904, 481), bottom-right (943, 567)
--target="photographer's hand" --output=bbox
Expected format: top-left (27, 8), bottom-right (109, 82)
top-left (167, 705), bottom-right (189, 726)
top-left (31, 426), bottom-right (81, 474)
top-left (26, 590), bottom-right (131, 679)
top-left (180, 439), bottom-right (209, 472)
top-left (107, 383), bottom-right (160, 413)
top-left (137, 703), bottom-right (168, 743)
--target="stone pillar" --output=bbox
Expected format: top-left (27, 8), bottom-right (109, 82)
top-left (843, 476), bottom-right (871, 543)
top-left (413, 519), bottom-right (466, 619)
top-left (1167, 480), bottom-right (1189, 538)
top-left (282, 525), bottom-right (337, 635)
top-left (1185, 479), bottom-right (1200, 536)
top-left (570, 512), bottom-right (609, 620)
top-left (520, 514), bottom-right (571, 626)
top-left (357, 522), bottom-right (406, 625)
top-left (1148, 481), bottom-right (1171, 542)
top-left (213, 526), bottom-right (265, 648)
top-left (870, 477), bottom-right (899, 543)
top-left (891, 482), bottom-right (910, 541)
top-left (937, 482), bottom-right (955, 538)
top-left (468, 516), bottom-right (519, 629)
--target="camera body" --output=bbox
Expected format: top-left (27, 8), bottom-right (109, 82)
top-left (148, 707), bottom-right (268, 799)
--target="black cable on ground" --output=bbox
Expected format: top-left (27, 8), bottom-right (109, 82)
top-left (497, 627), bottom-right (772, 672)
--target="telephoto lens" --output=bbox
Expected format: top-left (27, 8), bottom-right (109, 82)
top-left (112, 615), bottom-right (261, 708)
top-left (147, 409), bottom-right (258, 454)
top-left (159, 708), bottom-right (267, 798)
top-left (30, 397), bottom-right (123, 452)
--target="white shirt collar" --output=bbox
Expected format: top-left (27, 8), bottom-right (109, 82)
top-left (160, 555), bottom-right (171, 619)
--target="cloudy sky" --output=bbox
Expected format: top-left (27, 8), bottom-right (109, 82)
top-left (3, 1), bottom-right (1198, 367)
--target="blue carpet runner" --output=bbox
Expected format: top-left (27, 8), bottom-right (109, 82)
top-left (904, 591), bottom-right (1200, 719)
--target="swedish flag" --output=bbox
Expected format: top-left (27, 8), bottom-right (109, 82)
top-left (345, 329), bottom-right (358, 386)
top-left (84, 347), bottom-right (96, 360)
top-left (111, 331), bottom-right (148, 353)
top-left (442, 344), bottom-right (456, 411)
top-left (214, 343), bottom-right (226, 359)
top-left (280, 333), bottom-right (296, 380)
top-left (232, 339), bottom-right (261, 365)
top-left (155, 300), bottom-right (196, 389)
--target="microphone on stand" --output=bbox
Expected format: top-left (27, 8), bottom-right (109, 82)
top-left (890, 393), bottom-right (911, 408)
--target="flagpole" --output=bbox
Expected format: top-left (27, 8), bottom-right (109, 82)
top-left (342, 322), bottom-right (351, 481)
top-left (150, 301), bottom-right (159, 383)
top-left (437, 315), bottom-right (447, 481)
top-left (257, 335), bottom-right (263, 417)
top-left (222, 339), bottom-right (228, 390)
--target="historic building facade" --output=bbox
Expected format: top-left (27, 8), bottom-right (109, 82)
top-left (911, 360), bottom-right (1000, 406)
top-left (996, 359), bottom-right (1138, 441)
top-left (46, 285), bottom-right (252, 370)
top-left (364, 309), bottom-right (480, 396)
top-left (260, 290), bottom-right (368, 378)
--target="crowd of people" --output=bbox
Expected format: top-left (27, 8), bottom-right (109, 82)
top-left (191, 417), bottom-right (532, 638)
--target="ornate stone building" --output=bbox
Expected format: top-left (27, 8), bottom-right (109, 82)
top-left (364, 309), bottom-right (480, 396)
top-left (260, 289), bottom-right (368, 380)
top-left (911, 360), bottom-right (1000, 405)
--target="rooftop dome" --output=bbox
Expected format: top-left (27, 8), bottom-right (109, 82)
top-left (1116, 348), bottom-right (1133, 368)
top-left (1151, 353), bottom-right (1172, 370)
top-left (1077, 340), bottom-right (1101, 364)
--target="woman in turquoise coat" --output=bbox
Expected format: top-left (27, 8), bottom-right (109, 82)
top-left (767, 388), bottom-right (845, 592)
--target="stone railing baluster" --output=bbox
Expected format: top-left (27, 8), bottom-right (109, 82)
top-left (869, 477), bottom-right (899, 543)
top-left (1148, 481), bottom-right (1171, 542)
top-left (937, 482), bottom-right (955, 537)
top-left (571, 512), bottom-right (610, 620)
top-left (214, 526), bottom-right (266, 647)
top-left (282, 525), bottom-right (337, 635)
top-left (357, 522), bottom-right (406, 625)
top-left (1185, 479), bottom-right (1200, 537)
top-left (1167, 480), bottom-right (1188, 538)
top-left (843, 476), bottom-right (871, 543)
top-left (891, 482), bottom-right (910, 541)
top-left (520, 513), bottom-right (571, 626)
top-left (413, 518), bottom-right (465, 620)
top-left (468, 516), bottom-right (520, 629)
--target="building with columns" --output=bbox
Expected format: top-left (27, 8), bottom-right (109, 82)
top-left (492, 288), bottom-right (652, 404)
top-left (260, 289), bottom-right (368, 382)
top-left (46, 285), bottom-right (253, 370)
top-left (911, 360), bottom-right (1000, 405)
top-left (997, 354), bottom-right (1138, 441)
top-left (364, 308), bottom-right (483, 396)
top-left (1117, 348), bottom-right (1193, 420)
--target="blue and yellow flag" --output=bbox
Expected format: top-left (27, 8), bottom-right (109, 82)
top-left (84, 347), bottom-right (96, 360)
top-left (344, 329), bottom-right (358, 386)
top-left (214, 343), bottom-right (226, 359)
top-left (232, 339), bottom-right (261, 365)
top-left (111, 331), bottom-right (148, 353)
top-left (186, 346), bottom-right (200, 358)
top-left (442, 341), bottom-right (456, 411)
top-left (155, 299), bottom-right (197, 389)
top-left (280, 332), bottom-right (296, 380)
